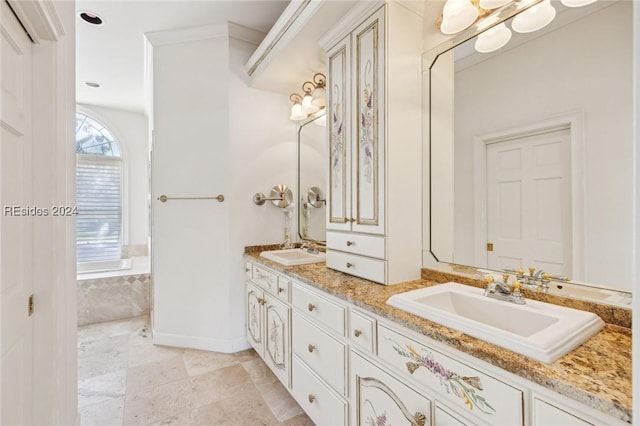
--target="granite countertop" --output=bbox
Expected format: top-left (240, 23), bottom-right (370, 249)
top-left (244, 250), bottom-right (632, 423)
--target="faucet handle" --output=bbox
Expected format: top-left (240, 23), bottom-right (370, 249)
top-left (502, 273), bottom-right (510, 283)
top-left (484, 275), bottom-right (494, 284)
top-left (515, 268), bottom-right (524, 276)
top-left (541, 273), bottom-right (552, 280)
top-left (512, 280), bottom-right (522, 293)
top-left (528, 267), bottom-right (536, 277)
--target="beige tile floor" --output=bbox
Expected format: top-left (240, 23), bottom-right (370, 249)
top-left (78, 316), bottom-right (314, 426)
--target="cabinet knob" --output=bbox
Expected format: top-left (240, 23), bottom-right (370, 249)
top-left (307, 303), bottom-right (315, 312)
top-left (308, 394), bottom-right (315, 403)
top-left (346, 241), bottom-right (354, 246)
top-left (350, 217), bottom-right (356, 223)
top-left (308, 344), bottom-right (315, 353)
top-left (257, 297), bottom-right (266, 306)
top-left (354, 329), bottom-right (362, 337)
top-left (346, 262), bottom-right (353, 268)
top-left (245, 268), bottom-right (250, 273)
top-left (278, 287), bottom-right (285, 294)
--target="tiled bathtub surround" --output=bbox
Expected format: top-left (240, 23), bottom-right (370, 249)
top-left (78, 274), bottom-right (151, 326)
top-left (245, 249), bottom-right (632, 423)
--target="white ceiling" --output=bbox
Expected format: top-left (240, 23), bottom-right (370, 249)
top-left (76, 0), bottom-right (290, 113)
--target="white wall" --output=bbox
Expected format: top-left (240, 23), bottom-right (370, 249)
top-left (227, 36), bottom-right (296, 343)
top-left (76, 104), bottom-right (150, 251)
top-left (452, 3), bottom-right (633, 289)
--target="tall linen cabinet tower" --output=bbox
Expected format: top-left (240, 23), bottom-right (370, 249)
top-left (322, 1), bottom-right (423, 285)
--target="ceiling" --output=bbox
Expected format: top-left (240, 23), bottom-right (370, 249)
top-left (76, 0), bottom-right (289, 113)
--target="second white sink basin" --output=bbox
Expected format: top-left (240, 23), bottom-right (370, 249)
top-left (260, 248), bottom-right (326, 266)
top-left (387, 282), bottom-right (604, 363)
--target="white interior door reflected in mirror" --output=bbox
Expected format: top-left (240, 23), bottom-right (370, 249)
top-left (425, 0), bottom-right (633, 294)
top-left (297, 114), bottom-right (327, 242)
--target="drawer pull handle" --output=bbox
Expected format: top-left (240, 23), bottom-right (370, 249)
top-left (245, 268), bottom-right (250, 273)
top-left (307, 303), bottom-right (315, 312)
top-left (346, 262), bottom-right (353, 268)
top-left (354, 329), bottom-right (362, 337)
top-left (346, 241), bottom-right (354, 246)
top-left (308, 394), bottom-right (315, 403)
top-left (257, 297), bottom-right (266, 306)
top-left (308, 344), bottom-right (315, 353)
top-left (278, 287), bottom-right (285, 294)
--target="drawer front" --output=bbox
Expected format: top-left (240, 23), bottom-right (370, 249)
top-left (378, 324), bottom-right (524, 425)
top-left (327, 250), bottom-right (386, 284)
top-left (291, 282), bottom-right (345, 335)
top-left (292, 356), bottom-right (347, 426)
top-left (327, 231), bottom-right (385, 259)
top-left (351, 352), bottom-right (431, 426)
top-left (533, 398), bottom-right (594, 426)
top-left (276, 275), bottom-right (291, 303)
top-left (292, 312), bottom-right (346, 395)
top-left (434, 404), bottom-right (470, 426)
top-left (252, 264), bottom-right (277, 293)
top-left (349, 309), bottom-right (376, 353)
top-left (245, 262), bottom-right (252, 279)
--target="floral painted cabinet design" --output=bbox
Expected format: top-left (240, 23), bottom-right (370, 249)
top-left (246, 280), bottom-right (291, 387)
top-left (352, 352), bottom-right (431, 426)
top-left (326, 7), bottom-right (385, 235)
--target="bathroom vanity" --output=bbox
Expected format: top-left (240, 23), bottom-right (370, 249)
top-left (244, 250), bottom-right (631, 425)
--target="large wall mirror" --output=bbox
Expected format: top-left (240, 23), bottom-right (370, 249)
top-left (424, 0), bottom-right (633, 301)
top-left (297, 113), bottom-right (327, 242)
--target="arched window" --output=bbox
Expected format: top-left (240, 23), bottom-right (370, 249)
top-left (75, 112), bottom-right (123, 263)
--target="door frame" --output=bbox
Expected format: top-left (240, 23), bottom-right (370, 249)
top-left (6, 1), bottom-right (78, 424)
top-left (472, 111), bottom-right (585, 279)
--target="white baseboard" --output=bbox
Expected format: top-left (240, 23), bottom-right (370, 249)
top-left (153, 331), bottom-right (251, 353)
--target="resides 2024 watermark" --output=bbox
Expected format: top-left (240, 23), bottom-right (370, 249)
top-left (4, 205), bottom-right (79, 217)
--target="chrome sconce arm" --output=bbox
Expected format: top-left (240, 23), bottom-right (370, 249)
top-left (253, 184), bottom-right (293, 208)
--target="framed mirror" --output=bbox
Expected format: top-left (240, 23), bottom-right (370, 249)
top-left (424, 0), bottom-right (633, 303)
top-left (297, 113), bottom-right (327, 242)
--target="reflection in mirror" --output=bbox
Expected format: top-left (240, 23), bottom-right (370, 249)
top-left (298, 113), bottom-right (327, 242)
top-left (426, 1), bottom-right (633, 298)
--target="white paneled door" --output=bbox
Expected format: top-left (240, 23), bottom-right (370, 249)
top-left (1, 1), bottom-right (34, 424)
top-left (486, 128), bottom-right (571, 276)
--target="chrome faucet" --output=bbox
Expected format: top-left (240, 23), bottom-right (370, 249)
top-left (483, 274), bottom-right (526, 305)
top-left (300, 241), bottom-right (319, 254)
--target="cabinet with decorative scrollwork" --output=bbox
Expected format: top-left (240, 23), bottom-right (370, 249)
top-left (246, 269), bottom-right (291, 388)
top-left (351, 351), bottom-right (431, 426)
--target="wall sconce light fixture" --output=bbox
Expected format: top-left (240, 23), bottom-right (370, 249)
top-left (289, 73), bottom-right (326, 121)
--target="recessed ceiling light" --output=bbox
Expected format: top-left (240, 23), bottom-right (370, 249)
top-left (85, 82), bottom-right (101, 88)
top-left (79, 12), bottom-right (103, 25)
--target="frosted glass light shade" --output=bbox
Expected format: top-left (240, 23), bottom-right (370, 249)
top-left (290, 104), bottom-right (306, 121)
top-left (512, 0), bottom-right (556, 33)
top-left (441, 0), bottom-right (479, 35)
top-left (475, 23), bottom-right (512, 53)
top-left (560, 0), bottom-right (597, 7)
top-left (479, 0), bottom-right (512, 9)
top-left (311, 86), bottom-right (326, 107)
top-left (301, 94), bottom-right (319, 115)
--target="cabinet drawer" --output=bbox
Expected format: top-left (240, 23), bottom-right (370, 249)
top-left (292, 282), bottom-right (345, 335)
top-left (292, 356), bottom-right (347, 426)
top-left (533, 398), bottom-right (594, 426)
top-left (327, 250), bottom-right (386, 284)
top-left (292, 312), bottom-right (346, 395)
top-left (252, 264), bottom-right (277, 293)
top-left (378, 324), bottom-right (524, 425)
top-left (327, 231), bottom-right (385, 259)
top-left (276, 275), bottom-right (291, 302)
top-left (349, 309), bottom-right (376, 353)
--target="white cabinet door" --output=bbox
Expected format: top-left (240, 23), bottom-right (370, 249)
top-left (327, 34), bottom-right (352, 232)
top-left (263, 293), bottom-right (290, 387)
top-left (351, 7), bottom-right (385, 235)
top-left (351, 352), bottom-right (431, 426)
top-left (246, 281), bottom-right (264, 356)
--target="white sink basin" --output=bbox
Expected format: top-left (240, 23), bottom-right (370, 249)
top-left (387, 282), bottom-right (604, 364)
top-left (260, 248), bottom-right (326, 266)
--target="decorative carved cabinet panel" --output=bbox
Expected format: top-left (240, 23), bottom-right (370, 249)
top-left (351, 351), bottom-right (430, 426)
top-left (246, 281), bottom-right (264, 356)
top-left (263, 293), bottom-right (290, 386)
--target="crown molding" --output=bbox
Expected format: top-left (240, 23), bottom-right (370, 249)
top-left (228, 22), bottom-right (266, 46)
top-left (145, 23), bottom-right (229, 46)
